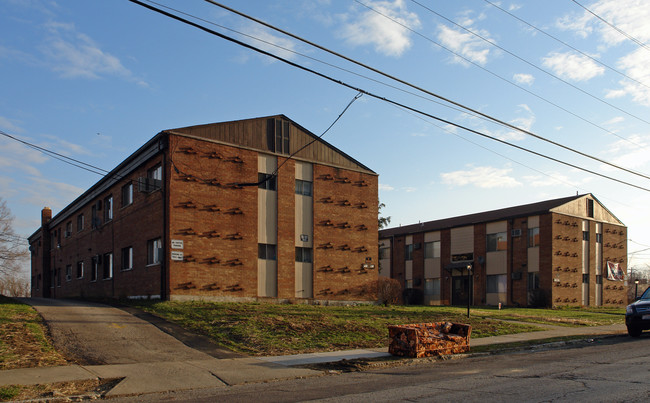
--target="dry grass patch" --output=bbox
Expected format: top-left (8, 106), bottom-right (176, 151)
top-left (0, 296), bottom-right (68, 369)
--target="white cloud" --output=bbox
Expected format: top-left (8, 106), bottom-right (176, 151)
top-left (401, 187), bottom-right (417, 192)
top-left (379, 183), bottom-right (395, 191)
top-left (0, 116), bottom-right (24, 133)
top-left (521, 172), bottom-right (576, 188)
top-left (583, 0), bottom-right (650, 47)
top-left (602, 116), bottom-right (625, 126)
top-left (20, 176), bottom-right (84, 210)
top-left (605, 48), bottom-right (650, 106)
top-left (341, 0), bottom-right (420, 57)
top-left (513, 73), bottom-right (534, 85)
top-left (603, 134), bottom-right (650, 170)
top-left (38, 21), bottom-right (147, 86)
top-left (440, 166), bottom-right (521, 188)
top-left (541, 52), bottom-right (605, 82)
top-left (437, 24), bottom-right (494, 66)
top-left (494, 104), bottom-right (535, 141)
top-left (243, 24), bottom-right (301, 63)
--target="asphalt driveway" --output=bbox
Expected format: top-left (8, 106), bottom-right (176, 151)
top-left (23, 298), bottom-right (237, 365)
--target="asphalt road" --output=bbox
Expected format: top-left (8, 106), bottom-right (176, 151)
top-left (24, 298), bottom-right (226, 365)
top-left (113, 334), bottom-right (650, 402)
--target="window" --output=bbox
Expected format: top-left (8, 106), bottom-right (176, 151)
top-left (596, 275), bottom-right (603, 285)
top-left (65, 264), bottom-right (72, 281)
top-left (487, 274), bottom-right (507, 293)
top-left (258, 243), bottom-right (277, 260)
top-left (275, 120), bottom-right (290, 154)
top-left (405, 244), bottom-right (414, 261)
top-left (583, 231), bottom-right (589, 241)
top-left (586, 199), bottom-right (594, 218)
top-left (122, 183), bottom-right (133, 207)
top-left (103, 253), bottom-right (113, 279)
top-left (148, 164), bottom-right (162, 181)
top-left (379, 247), bottom-right (390, 260)
top-left (104, 196), bottom-right (113, 222)
top-left (76, 261), bottom-right (84, 279)
top-left (65, 222), bottom-right (72, 238)
top-left (528, 227), bottom-right (540, 247)
top-left (582, 274), bottom-right (589, 284)
top-left (91, 256), bottom-right (98, 282)
top-left (258, 173), bottom-right (277, 191)
top-left (91, 204), bottom-right (99, 229)
top-left (405, 279), bottom-right (413, 289)
top-left (487, 232), bottom-right (507, 252)
top-left (56, 268), bottom-right (61, 287)
top-left (77, 214), bottom-right (84, 232)
top-left (424, 241), bottom-right (440, 259)
top-left (527, 272), bottom-right (539, 291)
top-left (295, 180), bottom-right (312, 196)
top-left (295, 247), bottom-right (312, 263)
top-left (424, 278), bottom-right (441, 298)
top-left (147, 238), bottom-right (162, 265)
top-left (596, 233), bottom-right (603, 243)
top-left (121, 247), bottom-right (133, 271)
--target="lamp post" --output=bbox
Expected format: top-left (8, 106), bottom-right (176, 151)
top-left (635, 279), bottom-right (640, 299)
top-left (466, 264), bottom-right (472, 318)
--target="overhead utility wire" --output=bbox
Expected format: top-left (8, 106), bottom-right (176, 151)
top-left (127, 0), bottom-right (650, 193)
top-left (142, 1), bottom-right (505, 130)
top-left (357, 1), bottom-right (647, 156)
top-left (0, 130), bottom-right (108, 176)
top-left (483, 0), bottom-right (650, 90)
top-left (571, 0), bottom-right (650, 53)
top-left (205, 0), bottom-right (650, 181)
top-left (408, 0), bottom-right (650, 126)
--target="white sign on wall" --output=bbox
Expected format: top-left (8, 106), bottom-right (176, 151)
top-left (171, 239), bottom-right (184, 249)
top-left (171, 251), bottom-right (184, 261)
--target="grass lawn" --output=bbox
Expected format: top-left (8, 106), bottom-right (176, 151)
top-left (0, 295), bottom-right (68, 370)
top-left (127, 300), bottom-right (625, 356)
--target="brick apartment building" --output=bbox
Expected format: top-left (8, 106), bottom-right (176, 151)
top-left (29, 115), bottom-right (379, 302)
top-left (379, 194), bottom-right (628, 307)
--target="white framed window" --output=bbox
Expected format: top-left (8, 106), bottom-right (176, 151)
top-left (65, 264), bottom-right (72, 281)
top-left (104, 196), bottom-right (113, 222)
top-left (121, 246), bottom-right (133, 271)
top-left (147, 238), bottom-right (162, 265)
top-left (76, 261), bottom-right (84, 279)
top-left (122, 183), bottom-right (133, 207)
top-left (424, 278), bottom-right (441, 298)
top-left (103, 253), bottom-right (113, 279)
top-left (77, 214), bottom-right (84, 232)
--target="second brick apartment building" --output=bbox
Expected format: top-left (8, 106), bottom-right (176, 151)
top-left (379, 194), bottom-right (628, 308)
top-left (29, 115), bottom-right (379, 303)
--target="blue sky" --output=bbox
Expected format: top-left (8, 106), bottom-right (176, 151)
top-left (2, 0), bottom-right (650, 274)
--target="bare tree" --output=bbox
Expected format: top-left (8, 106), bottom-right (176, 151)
top-left (0, 198), bottom-right (28, 278)
top-left (378, 200), bottom-right (391, 230)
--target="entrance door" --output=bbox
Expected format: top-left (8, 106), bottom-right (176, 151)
top-left (452, 276), bottom-right (471, 306)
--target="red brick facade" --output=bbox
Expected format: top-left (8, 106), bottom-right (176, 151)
top-left (379, 195), bottom-right (628, 308)
top-left (30, 116), bottom-right (379, 303)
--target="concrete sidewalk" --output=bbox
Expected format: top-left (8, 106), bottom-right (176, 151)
top-left (0, 322), bottom-right (628, 397)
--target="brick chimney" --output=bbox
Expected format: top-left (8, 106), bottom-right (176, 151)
top-left (41, 207), bottom-right (52, 227)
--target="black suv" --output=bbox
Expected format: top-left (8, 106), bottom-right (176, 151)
top-left (626, 286), bottom-right (650, 337)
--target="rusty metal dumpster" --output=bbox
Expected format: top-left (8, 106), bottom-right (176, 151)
top-left (388, 322), bottom-right (471, 358)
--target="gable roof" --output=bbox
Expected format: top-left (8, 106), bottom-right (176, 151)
top-left (165, 114), bottom-right (376, 175)
top-left (379, 194), bottom-right (624, 238)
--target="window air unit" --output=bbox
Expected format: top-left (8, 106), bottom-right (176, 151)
top-left (511, 229), bottom-right (522, 237)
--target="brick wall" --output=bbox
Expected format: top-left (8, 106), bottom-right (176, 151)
top-left (312, 165), bottom-right (378, 301)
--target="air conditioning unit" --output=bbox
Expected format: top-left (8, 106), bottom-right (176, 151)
top-left (511, 229), bottom-right (522, 237)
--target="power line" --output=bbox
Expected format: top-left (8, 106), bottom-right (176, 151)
top-left (571, 0), bottom-right (650, 53)
top-left (127, 0), bottom-right (650, 193)
top-left (0, 130), bottom-right (108, 176)
top-left (204, 0), bottom-right (650, 182)
top-left (483, 0), bottom-right (650, 91)
top-left (408, 0), bottom-right (650, 126)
